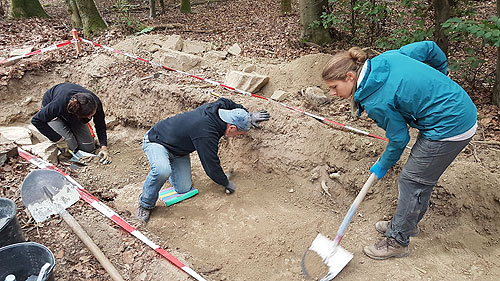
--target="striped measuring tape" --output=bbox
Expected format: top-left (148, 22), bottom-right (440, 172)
top-left (78, 37), bottom-right (389, 143)
top-left (17, 148), bottom-right (206, 281)
top-left (0, 40), bottom-right (74, 65)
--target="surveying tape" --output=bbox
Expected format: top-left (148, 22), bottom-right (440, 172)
top-left (17, 148), bottom-right (207, 281)
top-left (78, 37), bottom-right (390, 143)
top-left (0, 40), bottom-right (74, 65)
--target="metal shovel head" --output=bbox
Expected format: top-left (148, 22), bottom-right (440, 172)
top-left (21, 169), bottom-right (80, 223)
top-left (302, 233), bottom-right (353, 281)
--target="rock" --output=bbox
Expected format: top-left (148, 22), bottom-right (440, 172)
top-left (304, 87), bottom-right (329, 105)
top-left (0, 126), bottom-right (32, 145)
top-left (242, 65), bottom-right (256, 73)
top-left (20, 96), bottom-right (33, 106)
top-left (21, 141), bottom-right (58, 164)
top-left (0, 144), bottom-right (18, 166)
top-left (203, 50), bottom-right (228, 60)
top-left (26, 124), bottom-right (49, 143)
top-left (182, 39), bottom-right (213, 54)
top-left (227, 43), bottom-right (242, 56)
top-left (106, 116), bottom-right (120, 130)
top-left (163, 35), bottom-right (183, 51)
top-left (224, 70), bottom-right (269, 93)
top-left (9, 46), bottom-right (33, 57)
top-left (152, 49), bottom-right (202, 71)
top-left (270, 90), bottom-right (288, 101)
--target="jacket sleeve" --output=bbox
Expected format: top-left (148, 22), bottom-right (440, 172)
top-left (31, 102), bottom-right (63, 142)
top-left (193, 136), bottom-right (229, 187)
top-left (217, 97), bottom-right (246, 111)
top-left (399, 41), bottom-right (448, 75)
top-left (366, 104), bottom-right (410, 169)
top-left (92, 99), bottom-right (108, 146)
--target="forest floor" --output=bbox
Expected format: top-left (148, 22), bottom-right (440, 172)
top-left (1, 0), bottom-right (500, 281)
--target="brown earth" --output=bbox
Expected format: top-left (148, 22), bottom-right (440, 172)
top-left (1, 1), bottom-right (500, 281)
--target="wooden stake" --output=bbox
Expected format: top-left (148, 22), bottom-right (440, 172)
top-left (71, 29), bottom-right (81, 54)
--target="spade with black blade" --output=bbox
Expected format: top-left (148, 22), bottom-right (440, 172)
top-left (21, 169), bottom-right (125, 281)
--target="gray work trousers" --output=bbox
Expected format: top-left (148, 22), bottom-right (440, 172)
top-left (48, 118), bottom-right (95, 152)
top-left (386, 133), bottom-right (471, 246)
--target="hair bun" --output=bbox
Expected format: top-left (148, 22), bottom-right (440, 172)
top-left (348, 47), bottom-right (367, 65)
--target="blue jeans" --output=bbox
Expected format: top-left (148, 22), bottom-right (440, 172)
top-left (385, 134), bottom-right (471, 246)
top-left (139, 131), bottom-right (193, 209)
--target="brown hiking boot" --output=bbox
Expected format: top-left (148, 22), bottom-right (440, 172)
top-left (135, 206), bottom-right (151, 223)
top-left (363, 237), bottom-right (409, 260)
top-left (375, 220), bottom-right (420, 237)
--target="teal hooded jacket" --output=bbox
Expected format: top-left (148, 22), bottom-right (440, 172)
top-left (354, 41), bottom-right (477, 169)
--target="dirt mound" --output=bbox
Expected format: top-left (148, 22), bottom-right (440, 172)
top-left (1, 34), bottom-right (499, 281)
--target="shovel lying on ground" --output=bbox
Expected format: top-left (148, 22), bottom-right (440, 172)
top-left (21, 169), bottom-right (125, 281)
top-left (302, 173), bottom-right (378, 280)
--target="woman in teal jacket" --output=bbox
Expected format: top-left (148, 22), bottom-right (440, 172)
top-left (322, 41), bottom-right (477, 259)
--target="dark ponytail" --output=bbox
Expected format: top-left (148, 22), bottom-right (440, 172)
top-left (67, 92), bottom-right (97, 117)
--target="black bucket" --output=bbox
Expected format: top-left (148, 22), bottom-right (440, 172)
top-left (0, 242), bottom-right (55, 281)
top-left (0, 198), bottom-right (25, 248)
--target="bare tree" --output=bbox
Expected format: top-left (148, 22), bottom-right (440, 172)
top-left (432, 0), bottom-right (451, 56)
top-left (150, 0), bottom-right (156, 18)
top-left (281, 0), bottom-right (292, 14)
top-left (65, 0), bottom-right (107, 37)
top-left (299, 0), bottom-right (331, 45)
top-left (181, 0), bottom-right (191, 13)
top-left (10, 0), bottom-right (48, 18)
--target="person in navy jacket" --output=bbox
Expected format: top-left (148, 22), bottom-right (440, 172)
top-left (31, 83), bottom-right (111, 164)
top-left (135, 97), bottom-right (270, 223)
top-left (322, 41), bottom-right (477, 259)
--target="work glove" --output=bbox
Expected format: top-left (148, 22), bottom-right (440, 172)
top-left (224, 181), bottom-right (236, 194)
top-left (370, 161), bottom-right (388, 180)
top-left (250, 110), bottom-right (270, 128)
top-left (97, 146), bottom-right (112, 165)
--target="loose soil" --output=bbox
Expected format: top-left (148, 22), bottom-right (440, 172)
top-left (1, 1), bottom-right (500, 281)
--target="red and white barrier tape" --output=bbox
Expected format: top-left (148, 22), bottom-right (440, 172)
top-left (0, 40), bottom-right (74, 65)
top-left (78, 37), bottom-right (389, 142)
top-left (17, 148), bottom-right (206, 281)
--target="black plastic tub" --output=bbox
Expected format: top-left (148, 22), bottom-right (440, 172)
top-left (0, 242), bottom-right (55, 281)
top-left (0, 198), bottom-right (25, 248)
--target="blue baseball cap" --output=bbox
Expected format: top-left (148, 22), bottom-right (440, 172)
top-left (218, 108), bottom-right (251, 131)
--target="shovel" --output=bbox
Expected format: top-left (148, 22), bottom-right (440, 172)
top-left (302, 173), bottom-right (378, 280)
top-left (21, 169), bottom-right (125, 281)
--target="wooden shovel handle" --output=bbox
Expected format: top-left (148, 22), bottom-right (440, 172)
top-left (60, 210), bottom-right (125, 281)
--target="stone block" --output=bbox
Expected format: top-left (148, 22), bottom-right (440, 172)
top-left (224, 71), bottom-right (269, 93)
top-left (0, 126), bottom-right (32, 145)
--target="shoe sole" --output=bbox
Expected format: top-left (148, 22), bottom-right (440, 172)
top-left (363, 248), bottom-right (410, 260)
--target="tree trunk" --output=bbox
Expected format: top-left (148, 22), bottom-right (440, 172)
top-left (299, 0), bottom-right (331, 45)
top-left (150, 0), bottom-right (156, 18)
top-left (73, 0), bottom-right (107, 37)
top-left (65, 0), bottom-right (83, 28)
top-left (180, 0), bottom-right (191, 13)
top-left (432, 0), bottom-right (450, 56)
top-left (0, 0), bottom-right (5, 17)
top-left (10, 0), bottom-right (49, 18)
top-left (281, 0), bottom-right (292, 14)
top-left (159, 0), bottom-right (165, 13)
top-left (494, 0), bottom-right (500, 105)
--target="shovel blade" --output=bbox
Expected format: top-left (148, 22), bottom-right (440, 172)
top-left (21, 170), bottom-right (80, 223)
top-left (309, 233), bottom-right (353, 280)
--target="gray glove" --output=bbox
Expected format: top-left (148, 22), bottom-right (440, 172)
top-left (250, 110), bottom-right (270, 128)
top-left (225, 181), bottom-right (236, 194)
top-left (97, 147), bottom-right (112, 165)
